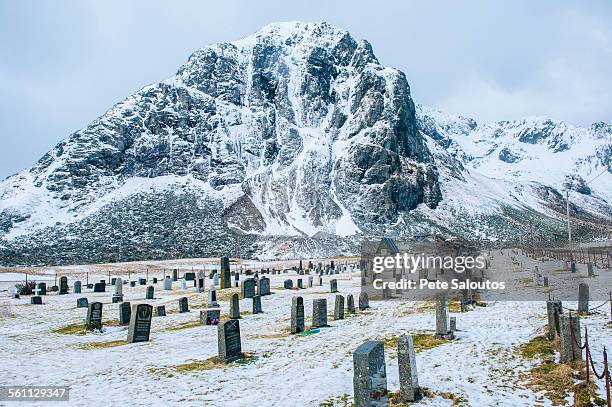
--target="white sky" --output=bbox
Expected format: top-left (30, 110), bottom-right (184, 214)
top-left (1, 0), bottom-right (611, 179)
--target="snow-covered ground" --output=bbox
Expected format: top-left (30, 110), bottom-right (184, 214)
top-left (0, 251), bottom-right (610, 406)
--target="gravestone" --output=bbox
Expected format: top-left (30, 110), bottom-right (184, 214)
top-left (359, 292), bottom-right (369, 311)
top-left (230, 293), bottom-right (241, 319)
top-left (587, 263), bottom-right (594, 277)
top-left (200, 309), bottom-right (221, 325)
top-left (297, 279), bottom-right (303, 289)
top-left (252, 295), bottom-right (263, 314)
top-left (578, 283), bottom-right (589, 314)
top-left (559, 314), bottom-right (582, 363)
top-left (59, 276), bottom-right (69, 295)
top-left (184, 272), bottom-right (195, 281)
top-left (318, 276), bottom-right (323, 286)
top-left (234, 272), bottom-right (239, 288)
top-left (241, 278), bottom-right (256, 299)
top-left (119, 301), bottom-right (131, 326)
top-left (86, 302), bottom-right (103, 331)
top-left (347, 294), bottom-right (356, 314)
top-left (398, 335), bottom-right (420, 402)
top-left (221, 256), bottom-right (231, 289)
top-left (130, 281), bottom-right (136, 287)
top-left (76, 297), bottom-right (89, 308)
top-left (353, 341), bottom-right (388, 407)
top-left (127, 304), bottom-right (153, 343)
top-left (50, 285), bottom-right (58, 292)
top-left (153, 277), bottom-right (158, 284)
top-left (93, 282), bottom-right (105, 293)
top-left (37, 282), bottom-right (47, 295)
top-left (435, 293), bottom-right (453, 339)
top-left (283, 279), bottom-right (293, 289)
top-left (164, 277), bottom-right (172, 291)
top-left (180, 279), bottom-right (187, 290)
top-left (146, 285), bottom-right (154, 300)
top-left (334, 295), bottom-right (345, 320)
top-left (112, 278), bottom-right (123, 303)
top-left (172, 269), bottom-right (178, 281)
top-left (308, 276), bottom-right (313, 288)
top-left (312, 299), bottom-right (328, 328)
top-left (570, 261), bottom-right (576, 273)
top-left (197, 271), bottom-right (205, 293)
top-left (330, 279), bottom-right (338, 293)
top-left (207, 287), bottom-right (219, 308)
top-left (218, 320), bottom-right (242, 362)
top-left (258, 277), bottom-right (271, 296)
top-left (139, 278), bottom-right (146, 286)
top-left (156, 305), bottom-right (166, 317)
top-left (178, 297), bottom-right (189, 313)
top-left (73, 281), bottom-right (81, 294)
top-left (31, 296), bottom-right (42, 305)
top-left (213, 274), bottom-right (220, 287)
top-left (450, 317), bottom-right (457, 333)
top-left (111, 278), bottom-right (117, 285)
top-left (291, 296), bottom-right (305, 334)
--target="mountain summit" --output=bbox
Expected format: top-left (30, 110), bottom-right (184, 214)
top-left (0, 22), bottom-right (610, 265)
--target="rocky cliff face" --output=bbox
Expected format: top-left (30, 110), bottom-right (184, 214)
top-left (0, 22), bottom-right (443, 265)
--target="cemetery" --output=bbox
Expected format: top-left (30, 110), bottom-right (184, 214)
top-left (0, 250), bottom-right (611, 406)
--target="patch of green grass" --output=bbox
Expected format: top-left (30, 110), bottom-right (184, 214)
top-left (527, 361), bottom-right (574, 405)
top-left (78, 339), bottom-right (127, 349)
top-left (164, 319), bottom-right (201, 331)
top-left (319, 393), bottom-right (352, 407)
top-left (159, 352), bottom-right (257, 374)
top-left (381, 333), bottom-right (447, 353)
top-left (574, 381), bottom-right (607, 407)
top-left (520, 336), bottom-right (555, 360)
top-left (53, 323), bottom-right (86, 335)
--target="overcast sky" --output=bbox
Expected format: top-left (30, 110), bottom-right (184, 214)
top-left (1, 0), bottom-right (611, 179)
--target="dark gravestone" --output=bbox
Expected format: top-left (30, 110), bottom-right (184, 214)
top-left (330, 279), bottom-right (338, 293)
top-left (153, 277), bottom-right (158, 284)
top-left (312, 299), bottom-right (328, 328)
top-left (76, 297), bottom-right (89, 308)
top-left (51, 285), bottom-right (58, 292)
top-left (546, 300), bottom-right (563, 340)
top-left (93, 282), bottom-right (105, 293)
top-left (86, 284), bottom-right (93, 289)
top-left (308, 276), bottom-right (313, 288)
top-left (37, 282), bottom-right (47, 295)
top-left (347, 294), bottom-right (356, 314)
top-left (359, 293), bottom-right (369, 311)
top-left (291, 296), bottom-right (305, 334)
top-left (221, 256), bottom-right (231, 289)
top-left (146, 286), bottom-right (154, 300)
top-left (218, 320), bottom-right (242, 363)
top-left (587, 263), bottom-right (594, 277)
top-left (258, 277), bottom-right (271, 296)
top-left (59, 276), bottom-right (69, 295)
top-left (178, 297), bottom-right (189, 313)
top-left (130, 281), bottom-right (136, 287)
top-left (284, 279), bottom-right (293, 289)
top-left (156, 305), bottom-right (166, 317)
top-left (184, 272), bottom-right (195, 281)
top-left (353, 341), bottom-right (388, 407)
top-left (31, 296), bottom-right (43, 305)
top-left (570, 262), bottom-right (577, 273)
top-left (230, 293), bottom-right (241, 319)
top-left (111, 278), bottom-right (117, 286)
top-left (252, 295), bottom-right (263, 314)
top-left (139, 278), bottom-right (146, 286)
top-left (73, 281), bottom-right (82, 294)
top-left (578, 283), bottom-right (589, 314)
top-left (334, 295), bottom-right (345, 320)
top-left (172, 269), bottom-right (178, 281)
top-left (119, 302), bottom-right (132, 326)
top-left (297, 279), bottom-right (303, 289)
top-left (86, 302), bottom-right (103, 331)
top-left (127, 304), bottom-right (153, 343)
top-left (234, 272), bottom-right (240, 288)
top-left (200, 309), bottom-right (221, 325)
top-left (241, 278), bottom-right (256, 299)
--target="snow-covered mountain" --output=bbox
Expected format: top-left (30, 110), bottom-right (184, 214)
top-left (0, 22), bottom-right (610, 265)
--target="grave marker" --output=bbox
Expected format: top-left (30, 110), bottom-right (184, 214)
top-left (398, 335), bottom-right (420, 402)
top-left (221, 256), bottom-right (231, 289)
top-left (200, 309), bottom-right (221, 325)
top-left (119, 302), bottom-right (131, 326)
top-left (334, 295), bottom-right (345, 320)
top-left (559, 314), bottom-right (582, 363)
top-left (312, 299), bottom-right (328, 328)
top-left (31, 296), bottom-right (42, 305)
top-left (578, 283), bottom-right (589, 314)
top-left (146, 286), bottom-right (154, 300)
top-left (76, 298), bottom-right (88, 308)
top-left (73, 281), bottom-right (81, 294)
top-left (230, 293), bottom-right (241, 319)
top-left (353, 341), bottom-right (388, 407)
top-left (37, 282), bottom-right (47, 295)
top-left (164, 277), bottom-right (172, 291)
top-left (283, 279), bottom-right (293, 289)
top-left (59, 276), bottom-right (69, 295)
top-left (330, 279), bottom-right (338, 293)
top-left (359, 293), bottom-right (369, 311)
top-left (347, 294), bottom-right (356, 314)
top-left (252, 295), bottom-right (263, 314)
top-left (291, 296), bottom-right (305, 334)
top-left (93, 282), bottom-right (105, 293)
top-left (241, 278), bottom-right (256, 299)
top-left (258, 277), bottom-right (271, 296)
top-left (178, 297), bottom-right (189, 313)
top-left (112, 278), bottom-right (123, 303)
top-left (86, 302), bottom-right (103, 331)
top-left (156, 305), bottom-right (166, 317)
top-left (218, 320), bottom-right (242, 362)
top-left (127, 304), bottom-right (153, 343)
top-left (208, 287), bottom-right (219, 308)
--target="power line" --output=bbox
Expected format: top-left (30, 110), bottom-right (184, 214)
top-left (586, 167), bottom-right (610, 185)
